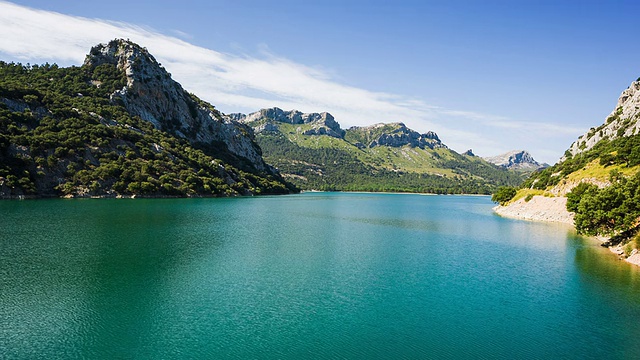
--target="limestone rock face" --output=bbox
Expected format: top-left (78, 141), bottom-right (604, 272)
top-left (484, 150), bottom-right (546, 170)
top-left (84, 39), bottom-right (269, 172)
top-left (355, 123), bottom-right (446, 150)
top-left (237, 108), bottom-right (446, 150)
top-left (236, 107), bottom-right (346, 138)
top-left (566, 79), bottom-right (640, 158)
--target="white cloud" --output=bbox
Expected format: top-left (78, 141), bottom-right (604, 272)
top-left (0, 1), bottom-right (582, 164)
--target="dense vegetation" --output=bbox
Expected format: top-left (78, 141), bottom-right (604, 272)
top-left (524, 133), bottom-right (640, 190)
top-left (0, 61), bottom-right (292, 198)
top-left (491, 186), bottom-right (517, 205)
top-left (566, 171), bottom-right (640, 252)
top-left (257, 132), bottom-right (523, 194)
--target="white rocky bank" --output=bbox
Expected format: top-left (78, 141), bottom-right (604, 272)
top-left (493, 196), bottom-right (574, 224)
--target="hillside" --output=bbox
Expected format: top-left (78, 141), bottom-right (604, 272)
top-left (494, 77), bottom-right (640, 265)
top-left (235, 108), bottom-right (524, 194)
top-left (0, 39), bottom-right (294, 198)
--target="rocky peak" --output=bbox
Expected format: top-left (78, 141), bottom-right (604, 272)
top-left (84, 39), bottom-right (270, 172)
top-left (351, 122), bottom-right (446, 150)
top-left (566, 78), bottom-right (640, 158)
top-left (238, 107), bottom-right (345, 138)
top-left (484, 150), bottom-right (545, 170)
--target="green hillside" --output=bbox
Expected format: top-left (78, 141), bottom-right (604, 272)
top-left (0, 41), bottom-right (293, 198)
top-left (242, 114), bottom-right (524, 194)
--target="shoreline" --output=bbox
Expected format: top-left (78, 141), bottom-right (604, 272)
top-left (493, 195), bottom-right (574, 225)
top-left (494, 195), bottom-right (639, 268)
top-left (301, 190), bottom-right (490, 196)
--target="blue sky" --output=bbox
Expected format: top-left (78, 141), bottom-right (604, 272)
top-left (1, 0), bottom-right (639, 164)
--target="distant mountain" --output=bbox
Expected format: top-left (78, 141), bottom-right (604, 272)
top-left (236, 107), bottom-right (524, 194)
top-left (484, 150), bottom-right (548, 171)
top-left (0, 39), bottom-right (293, 198)
top-left (345, 122), bottom-right (445, 150)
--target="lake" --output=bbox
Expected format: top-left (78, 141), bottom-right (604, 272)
top-left (1, 193), bottom-right (639, 359)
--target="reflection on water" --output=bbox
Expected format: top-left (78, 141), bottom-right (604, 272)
top-left (1, 194), bottom-right (639, 359)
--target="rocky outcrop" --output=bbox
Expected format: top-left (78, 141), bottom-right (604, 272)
top-left (236, 107), bottom-right (345, 138)
top-left (85, 39), bottom-right (270, 172)
top-left (566, 78), bottom-right (640, 158)
top-left (351, 123), bottom-right (446, 150)
top-left (463, 149), bottom-right (475, 156)
top-left (484, 150), bottom-right (546, 170)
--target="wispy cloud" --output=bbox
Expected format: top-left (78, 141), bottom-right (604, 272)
top-left (0, 1), bottom-right (582, 163)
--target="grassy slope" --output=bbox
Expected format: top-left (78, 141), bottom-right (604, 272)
top-left (254, 120), bottom-right (523, 193)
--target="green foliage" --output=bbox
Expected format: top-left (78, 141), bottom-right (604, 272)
top-left (524, 193), bottom-right (534, 202)
top-left (524, 133), bottom-right (640, 190)
top-left (570, 172), bottom-right (640, 236)
top-left (491, 186), bottom-right (517, 205)
top-left (256, 132), bottom-right (520, 194)
top-left (0, 60), bottom-right (291, 197)
top-left (566, 182), bottom-right (599, 212)
top-left (257, 125), bottom-right (525, 194)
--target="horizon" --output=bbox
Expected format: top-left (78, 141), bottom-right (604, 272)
top-left (1, 0), bottom-right (639, 164)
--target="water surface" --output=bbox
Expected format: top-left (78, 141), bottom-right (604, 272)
top-left (1, 193), bottom-right (639, 359)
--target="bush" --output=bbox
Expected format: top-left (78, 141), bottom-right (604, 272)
top-left (491, 186), bottom-right (517, 205)
top-left (566, 182), bottom-right (598, 212)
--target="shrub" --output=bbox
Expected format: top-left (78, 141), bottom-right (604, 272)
top-left (566, 182), bottom-right (598, 213)
top-left (491, 186), bottom-right (517, 205)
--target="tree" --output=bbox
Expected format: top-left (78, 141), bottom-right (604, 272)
top-left (491, 186), bottom-right (517, 205)
top-left (566, 182), bottom-right (598, 212)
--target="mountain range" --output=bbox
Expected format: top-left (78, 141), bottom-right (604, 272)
top-left (233, 107), bottom-right (524, 194)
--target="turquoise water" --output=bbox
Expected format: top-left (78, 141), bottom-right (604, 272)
top-left (1, 193), bottom-right (639, 359)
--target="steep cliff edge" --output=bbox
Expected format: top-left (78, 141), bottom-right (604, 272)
top-left (86, 39), bottom-right (270, 172)
top-left (566, 78), bottom-right (640, 158)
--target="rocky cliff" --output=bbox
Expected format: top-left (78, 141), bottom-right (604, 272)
top-left (484, 150), bottom-right (546, 171)
top-left (233, 107), bottom-right (345, 138)
top-left (235, 108), bottom-right (446, 150)
top-left (86, 39), bottom-right (270, 172)
top-left (566, 78), bottom-right (640, 158)
top-left (349, 122), bottom-right (446, 150)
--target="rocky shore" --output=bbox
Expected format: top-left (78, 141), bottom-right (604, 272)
top-left (493, 195), bottom-right (573, 225)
